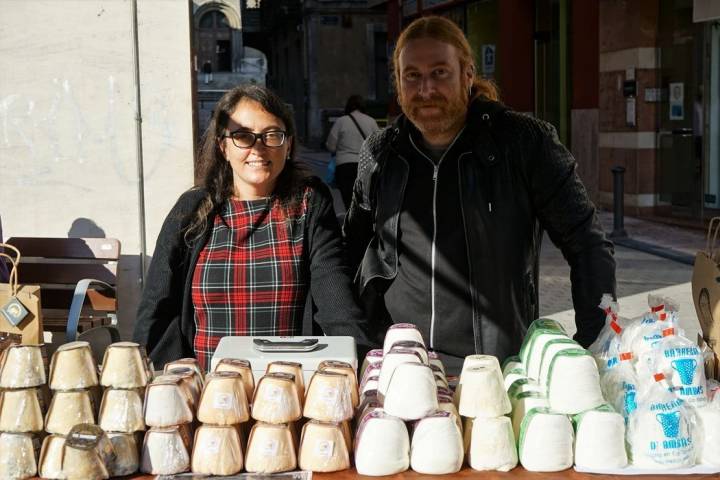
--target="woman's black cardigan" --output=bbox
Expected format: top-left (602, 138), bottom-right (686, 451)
top-left (132, 177), bottom-right (376, 367)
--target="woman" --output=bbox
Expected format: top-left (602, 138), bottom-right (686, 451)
top-left (325, 95), bottom-right (379, 209)
top-left (133, 85), bottom-right (374, 369)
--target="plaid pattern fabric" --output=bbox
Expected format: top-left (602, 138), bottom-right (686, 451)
top-left (191, 192), bottom-right (309, 369)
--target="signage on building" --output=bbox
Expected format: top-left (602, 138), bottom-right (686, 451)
top-left (669, 82), bottom-right (685, 121)
top-left (482, 44), bottom-right (496, 76)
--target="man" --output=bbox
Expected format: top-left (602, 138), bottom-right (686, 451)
top-left (343, 16), bottom-right (616, 374)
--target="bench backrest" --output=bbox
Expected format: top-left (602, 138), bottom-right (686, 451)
top-left (4, 237), bottom-right (121, 315)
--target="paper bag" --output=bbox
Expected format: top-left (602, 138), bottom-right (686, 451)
top-left (0, 244), bottom-right (43, 344)
top-left (692, 217), bottom-right (720, 380)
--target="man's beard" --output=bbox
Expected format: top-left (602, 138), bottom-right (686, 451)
top-left (399, 90), bottom-right (469, 137)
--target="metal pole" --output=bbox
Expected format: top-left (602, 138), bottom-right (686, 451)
top-left (611, 166), bottom-right (627, 238)
top-left (131, 0), bottom-right (147, 283)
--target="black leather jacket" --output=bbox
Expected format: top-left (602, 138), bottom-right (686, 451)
top-left (343, 99), bottom-right (617, 362)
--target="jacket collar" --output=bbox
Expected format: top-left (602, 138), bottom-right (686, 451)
top-left (390, 97), bottom-right (506, 167)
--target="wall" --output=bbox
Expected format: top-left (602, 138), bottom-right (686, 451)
top-left (0, 0), bottom-right (196, 340)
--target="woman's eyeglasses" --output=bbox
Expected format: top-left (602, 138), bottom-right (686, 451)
top-left (222, 130), bottom-right (287, 148)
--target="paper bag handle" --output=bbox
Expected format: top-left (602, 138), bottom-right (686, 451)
top-left (707, 217), bottom-right (720, 259)
top-left (0, 243), bottom-right (21, 297)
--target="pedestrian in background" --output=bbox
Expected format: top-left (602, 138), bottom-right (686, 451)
top-left (202, 60), bottom-right (213, 85)
top-left (325, 95), bottom-right (379, 209)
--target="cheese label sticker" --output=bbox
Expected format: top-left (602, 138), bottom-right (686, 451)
top-left (321, 387), bottom-right (339, 405)
top-left (206, 436), bottom-right (221, 454)
top-left (265, 386), bottom-right (282, 403)
top-left (262, 439), bottom-right (279, 457)
top-left (315, 440), bottom-right (334, 458)
top-left (213, 392), bottom-right (234, 410)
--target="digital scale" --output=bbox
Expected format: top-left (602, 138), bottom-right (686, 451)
top-left (210, 336), bottom-right (357, 383)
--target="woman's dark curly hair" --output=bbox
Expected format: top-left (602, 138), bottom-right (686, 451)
top-left (186, 85), bottom-right (309, 242)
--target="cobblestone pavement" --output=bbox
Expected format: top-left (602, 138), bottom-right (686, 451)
top-left (296, 145), bottom-right (702, 325)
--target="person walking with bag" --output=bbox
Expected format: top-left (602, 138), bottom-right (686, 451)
top-left (325, 95), bottom-right (379, 209)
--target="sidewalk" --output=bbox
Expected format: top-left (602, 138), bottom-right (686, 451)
top-left (296, 144), bottom-right (705, 339)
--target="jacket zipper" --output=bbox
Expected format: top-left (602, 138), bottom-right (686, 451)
top-left (408, 129), bottom-right (464, 350)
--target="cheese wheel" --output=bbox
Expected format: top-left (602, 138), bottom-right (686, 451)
top-left (468, 416), bottom-right (517, 472)
top-left (304, 371), bottom-right (353, 423)
top-left (298, 420), bottom-right (350, 472)
top-left (0, 344), bottom-right (46, 388)
top-left (354, 410), bottom-right (409, 476)
top-left (0, 387), bottom-right (44, 432)
top-left (140, 425), bottom-right (192, 475)
top-left (100, 342), bottom-right (149, 389)
top-left (144, 376), bottom-right (194, 427)
top-left (107, 432), bottom-right (141, 477)
top-left (383, 363), bottom-right (438, 421)
top-left (457, 365), bottom-right (511, 418)
top-left (547, 349), bottom-right (605, 414)
top-left (45, 389), bottom-right (96, 436)
top-left (377, 348), bottom-right (422, 395)
top-left (410, 412), bottom-right (463, 474)
top-left (518, 408), bottom-right (573, 472)
top-left (383, 323), bottom-right (425, 354)
top-left (192, 425), bottom-right (244, 476)
top-left (245, 422), bottom-right (297, 473)
top-left (49, 341), bottom-right (98, 390)
top-left (0, 432), bottom-right (37, 479)
top-left (38, 434), bottom-right (65, 479)
top-left (573, 405), bottom-right (627, 469)
top-left (99, 388), bottom-right (146, 433)
top-left (214, 358), bottom-right (255, 404)
top-left (197, 372), bottom-right (249, 425)
top-left (252, 373), bottom-right (302, 424)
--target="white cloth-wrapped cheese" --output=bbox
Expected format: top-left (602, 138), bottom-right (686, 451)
top-left (501, 355), bottom-right (525, 377)
top-left (144, 375), bottom-right (194, 427)
top-left (164, 367), bottom-right (202, 408)
top-left (354, 410), bottom-right (409, 476)
top-left (0, 387), bottom-right (44, 432)
top-left (383, 323), bottom-right (425, 354)
top-left (573, 405), bottom-right (627, 469)
top-left (251, 372), bottom-right (302, 424)
top-left (100, 342), bottom-right (150, 389)
top-left (518, 408), bottom-right (573, 472)
top-left (191, 425), bottom-right (244, 475)
top-left (538, 338), bottom-right (578, 386)
top-left (428, 351), bottom-right (446, 376)
top-left (266, 361), bottom-right (305, 400)
top-left (377, 348), bottom-right (422, 395)
top-left (304, 371), bottom-right (353, 423)
top-left (197, 372), bottom-right (249, 425)
top-left (518, 319), bottom-right (567, 365)
top-left (319, 360), bottom-right (359, 409)
top-left (507, 378), bottom-right (543, 401)
top-left (38, 434), bottom-right (65, 479)
top-left (298, 420), bottom-right (350, 472)
top-left (503, 368), bottom-right (528, 391)
top-left (0, 432), bottom-right (37, 479)
top-left (387, 341), bottom-right (428, 365)
top-left (457, 365), bottom-right (511, 418)
top-left (360, 349), bottom-right (384, 380)
top-left (510, 391), bottom-right (548, 441)
top-left (245, 422), bottom-right (297, 473)
top-left (696, 406), bottom-right (720, 466)
top-left (468, 416), bottom-right (517, 472)
top-left (45, 389), bottom-right (96, 435)
top-left (383, 363), bottom-right (438, 420)
top-left (460, 354), bottom-right (501, 379)
top-left (410, 412), bottom-right (463, 474)
top-left (524, 332), bottom-right (569, 381)
top-left (547, 349), bottom-right (605, 414)
top-left (49, 341), bottom-right (98, 390)
top-left (0, 344), bottom-right (46, 388)
top-left (107, 432), bottom-right (141, 477)
top-left (99, 388), bottom-right (146, 433)
top-left (141, 425), bottom-right (192, 475)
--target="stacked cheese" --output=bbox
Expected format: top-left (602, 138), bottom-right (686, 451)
top-left (456, 355), bottom-right (516, 472)
top-left (298, 360), bottom-right (355, 472)
top-left (355, 324), bottom-right (463, 476)
top-left (0, 343), bottom-right (47, 479)
top-left (190, 368), bottom-right (249, 476)
top-left (244, 361), bottom-right (303, 474)
top-left (97, 342), bottom-right (152, 477)
top-left (506, 318), bottom-right (615, 472)
top-left (140, 358), bottom-right (202, 475)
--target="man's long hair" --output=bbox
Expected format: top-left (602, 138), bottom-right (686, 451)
top-left (186, 85), bottom-right (309, 243)
top-left (392, 16), bottom-right (499, 102)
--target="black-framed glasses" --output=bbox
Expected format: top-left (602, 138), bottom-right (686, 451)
top-left (222, 130), bottom-right (287, 148)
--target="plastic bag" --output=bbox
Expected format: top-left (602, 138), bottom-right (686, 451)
top-left (589, 294), bottom-right (629, 368)
top-left (654, 328), bottom-right (708, 409)
top-left (627, 373), bottom-right (697, 469)
top-left (599, 352), bottom-right (638, 423)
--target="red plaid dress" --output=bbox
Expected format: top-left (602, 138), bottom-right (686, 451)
top-left (191, 192), bottom-right (309, 369)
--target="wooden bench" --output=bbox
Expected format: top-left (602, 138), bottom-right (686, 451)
top-left (5, 237), bottom-right (121, 344)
